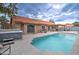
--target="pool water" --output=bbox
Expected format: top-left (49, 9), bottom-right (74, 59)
top-left (31, 33), bottom-right (77, 53)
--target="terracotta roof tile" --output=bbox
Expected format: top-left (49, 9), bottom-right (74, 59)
top-left (13, 16), bottom-right (55, 26)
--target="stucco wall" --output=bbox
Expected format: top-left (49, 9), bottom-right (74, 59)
top-left (35, 25), bottom-right (50, 33)
top-left (24, 24), bottom-right (27, 34)
top-left (15, 23), bottom-right (21, 29)
top-left (14, 23), bottom-right (54, 34)
top-left (45, 26), bottom-right (48, 32)
top-left (35, 25), bottom-right (42, 33)
top-left (14, 23), bottom-right (25, 34)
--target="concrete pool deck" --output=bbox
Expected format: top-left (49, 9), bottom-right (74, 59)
top-left (10, 31), bottom-right (79, 55)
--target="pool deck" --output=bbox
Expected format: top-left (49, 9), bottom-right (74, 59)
top-left (9, 31), bottom-right (79, 55)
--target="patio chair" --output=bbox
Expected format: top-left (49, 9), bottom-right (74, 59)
top-left (44, 29), bottom-right (47, 33)
top-left (0, 38), bottom-right (14, 55)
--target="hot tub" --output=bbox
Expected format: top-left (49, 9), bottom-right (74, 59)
top-left (0, 29), bottom-right (23, 41)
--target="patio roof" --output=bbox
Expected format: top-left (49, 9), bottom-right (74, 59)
top-left (13, 16), bottom-right (55, 26)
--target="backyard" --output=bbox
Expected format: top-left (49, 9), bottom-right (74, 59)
top-left (0, 3), bottom-right (79, 55)
top-left (8, 31), bottom-right (79, 55)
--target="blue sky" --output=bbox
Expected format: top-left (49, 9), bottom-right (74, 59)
top-left (16, 3), bottom-right (79, 24)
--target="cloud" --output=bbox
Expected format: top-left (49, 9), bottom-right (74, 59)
top-left (17, 3), bottom-right (79, 24)
top-left (55, 18), bottom-right (78, 24)
top-left (17, 3), bottom-right (65, 19)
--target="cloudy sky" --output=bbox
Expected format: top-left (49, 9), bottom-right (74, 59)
top-left (17, 3), bottom-right (79, 24)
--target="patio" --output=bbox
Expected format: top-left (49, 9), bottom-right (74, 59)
top-left (11, 32), bottom-right (59, 55)
top-left (4, 31), bottom-right (78, 55)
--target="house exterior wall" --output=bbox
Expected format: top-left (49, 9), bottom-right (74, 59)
top-left (14, 23), bottom-right (25, 34)
top-left (13, 22), bottom-right (56, 34)
top-left (12, 22), bottom-right (55, 34)
top-left (15, 23), bottom-right (21, 29)
top-left (35, 25), bottom-right (50, 33)
top-left (35, 25), bottom-right (49, 33)
top-left (12, 16), bottom-right (55, 34)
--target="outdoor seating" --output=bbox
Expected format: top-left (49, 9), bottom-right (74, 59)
top-left (0, 38), bottom-right (14, 55)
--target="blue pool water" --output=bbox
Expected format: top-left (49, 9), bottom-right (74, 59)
top-left (31, 33), bottom-right (77, 53)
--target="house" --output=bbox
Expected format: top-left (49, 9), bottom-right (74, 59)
top-left (12, 16), bottom-right (55, 34)
top-left (65, 23), bottom-right (74, 27)
top-left (57, 23), bottom-right (74, 31)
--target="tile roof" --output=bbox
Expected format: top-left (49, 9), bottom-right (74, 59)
top-left (13, 16), bottom-right (55, 26)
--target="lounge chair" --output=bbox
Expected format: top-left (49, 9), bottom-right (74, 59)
top-left (0, 38), bottom-right (14, 55)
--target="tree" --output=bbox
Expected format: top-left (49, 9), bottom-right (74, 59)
top-left (0, 4), bottom-right (11, 17)
top-left (73, 22), bottom-right (79, 26)
top-left (0, 3), bottom-right (18, 28)
top-left (0, 3), bottom-right (10, 29)
top-left (7, 3), bottom-right (18, 28)
top-left (49, 19), bottom-right (55, 23)
top-left (0, 16), bottom-right (9, 28)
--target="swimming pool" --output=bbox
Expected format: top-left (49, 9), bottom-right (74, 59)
top-left (31, 33), bottom-right (77, 54)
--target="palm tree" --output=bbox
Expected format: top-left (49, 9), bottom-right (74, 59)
top-left (7, 3), bottom-right (18, 28)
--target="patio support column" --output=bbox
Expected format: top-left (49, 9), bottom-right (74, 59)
top-left (24, 24), bottom-right (27, 34)
top-left (35, 25), bottom-right (41, 33)
top-left (35, 25), bottom-right (38, 33)
top-left (45, 26), bottom-right (48, 32)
